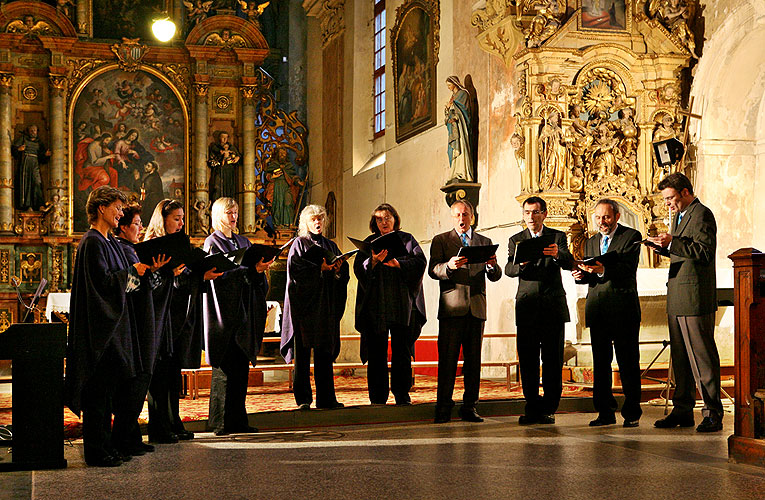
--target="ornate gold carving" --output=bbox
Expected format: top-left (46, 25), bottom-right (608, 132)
top-left (49, 246), bottom-right (64, 292)
top-left (0, 249), bottom-right (9, 284)
top-left (5, 16), bottom-right (58, 36)
top-left (203, 30), bottom-right (248, 48)
top-left (110, 38), bottom-right (149, 72)
top-left (194, 181), bottom-right (209, 191)
top-left (0, 72), bottom-right (13, 89)
top-left (49, 74), bottom-right (67, 97)
top-left (471, 0), bottom-right (514, 32)
top-left (320, 0), bottom-right (345, 48)
top-left (0, 310), bottom-right (11, 333)
top-left (193, 82), bottom-right (209, 98)
top-left (215, 94), bottom-right (232, 111)
top-left (523, 0), bottom-right (565, 48)
top-left (22, 85), bottom-right (38, 101)
top-left (646, 0), bottom-right (697, 57)
top-left (151, 63), bottom-right (191, 102)
top-left (240, 85), bottom-right (257, 102)
top-left (65, 58), bottom-right (109, 101)
top-left (0, 178), bottom-right (13, 188)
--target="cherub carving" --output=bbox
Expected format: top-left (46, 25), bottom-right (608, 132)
top-left (238, 0), bottom-right (270, 30)
top-left (183, 0), bottom-right (214, 28)
top-left (6, 15), bottom-right (55, 36)
top-left (204, 29), bottom-right (247, 48)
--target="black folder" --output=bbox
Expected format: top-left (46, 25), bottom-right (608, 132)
top-left (239, 238), bottom-right (295, 268)
top-left (303, 244), bottom-right (358, 266)
top-left (188, 249), bottom-right (241, 273)
top-left (578, 251), bottom-right (620, 267)
top-left (348, 231), bottom-right (409, 262)
top-left (133, 232), bottom-right (193, 269)
top-left (457, 244), bottom-right (499, 264)
top-left (635, 238), bottom-right (670, 257)
top-left (512, 235), bottom-right (555, 265)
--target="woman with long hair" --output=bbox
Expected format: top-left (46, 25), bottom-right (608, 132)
top-left (353, 203), bottom-right (426, 405)
top-left (280, 204), bottom-right (350, 409)
top-left (202, 197), bottom-right (274, 435)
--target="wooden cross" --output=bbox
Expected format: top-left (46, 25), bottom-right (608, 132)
top-left (677, 96), bottom-right (702, 164)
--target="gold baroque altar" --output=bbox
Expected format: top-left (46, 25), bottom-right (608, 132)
top-left (472, 0), bottom-right (699, 263)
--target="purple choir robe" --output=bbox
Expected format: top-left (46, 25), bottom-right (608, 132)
top-left (280, 233), bottom-right (350, 363)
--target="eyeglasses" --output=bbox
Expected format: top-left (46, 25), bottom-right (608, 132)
top-left (375, 216), bottom-right (394, 222)
top-left (523, 210), bottom-right (544, 216)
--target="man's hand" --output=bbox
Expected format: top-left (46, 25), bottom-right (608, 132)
top-left (134, 262), bottom-right (150, 276)
top-left (203, 267), bottom-right (223, 281)
top-left (647, 233), bottom-right (672, 248)
top-left (447, 255), bottom-right (468, 270)
top-left (578, 262), bottom-right (604, 275)
top-left (571, 269), bottom-right (584, 281)
top-left (543, 243), bottom-right (559, 259)
top-left (486, 255), bottom-right (498, 267)
top-left (320, 259), bottom-right (334, 272)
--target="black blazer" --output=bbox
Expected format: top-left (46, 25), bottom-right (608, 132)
top-left (580, 224), bottom-right (642, 327)
top-left (667, 198), bottom-right (717, 316)
top-left (428, 229), bottom-right (502, 320)
top-left (505, 226), bottom-right (573, 326)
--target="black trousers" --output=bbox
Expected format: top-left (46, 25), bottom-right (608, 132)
top-left (147, 355), bottom-right (174, 438)
top-left (436, 314), bottom-right (484, 411)
top-left (81, 347), bottom-right (120, 462)
top-left (366, 326), bottom-right (413, 404)
top-left (517, 322), bottom-right (564, 417)
top-left (590, 322), bottom-right (642, 421)
top-left (112, 372), bottom-right (151, 450)
top-left (293, 331), bottom-right (337, 408)
top-left (208, 339), bottom-right (251, 432)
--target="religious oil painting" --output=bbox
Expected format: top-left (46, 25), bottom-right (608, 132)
top-left (19, 251), bottom-right (43, 284)
top-left (580, 0), bottom-right (628, 31)
top-left (92, 0), bottom-right (167, 41)
top-left (392, 0), bottom-right (440, 143)
top-left (70, 67), bottom-right (186, 233)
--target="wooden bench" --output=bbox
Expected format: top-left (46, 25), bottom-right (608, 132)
top-left (181, 332), bottom-right (519, 399)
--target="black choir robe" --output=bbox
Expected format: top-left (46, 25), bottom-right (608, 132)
top-left (169, 269), bottom-right (205, 368)
top-left (65, 230), bottom-right (141, 416)
top-left (353, 231), bottom-right (427, 363)
top-left (280, 233), bottom-right (350, 363)
top-left (202, 230), bottom-right (268, 367)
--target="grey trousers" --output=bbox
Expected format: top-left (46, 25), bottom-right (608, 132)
top-left (668, 313), bottom-right (723, 418)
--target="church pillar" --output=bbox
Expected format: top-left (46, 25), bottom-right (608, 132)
top-left (192, 81), bottom-right (209, 234)
top-left (0, 73), bottom-right (13, 233)
top-left (240, 85), bottom-right (257, 234)
top-left (48, 75), bottom-right (66, 232)
top-left (76, 0), bottom-right (91, 36)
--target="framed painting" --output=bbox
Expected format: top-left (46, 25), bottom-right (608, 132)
top-left (579, 0), bottom-right (630, 31)
top-left (391, 0), bottom-right (440, 143)
top-left (69, 65), bottom-right (187, 233)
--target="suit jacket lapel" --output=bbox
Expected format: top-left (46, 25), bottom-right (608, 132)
top-left (675, 198), bottom-right (698, 236)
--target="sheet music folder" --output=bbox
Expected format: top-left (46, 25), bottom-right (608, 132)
top-left (238, 239), bottom-right (295, 268)
top-left (133, 232), bottom-right (194, 268)
top-left (457, 244), bottom-right (499, 264)
top-left (348, 231), bottom-right (408, 262)
top-left (512, 235), bottom-right (555, 265)
top-left (578, 251), bottom-right (620, 267)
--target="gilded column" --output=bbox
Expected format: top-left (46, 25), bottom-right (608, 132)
top-left (0, 73), bottom-right (13, 233)
top-left (76, 0), bottom-right (91, 36)
top-left (240, 85), bottom-right (257, 234)
top-left (192, 81), bottom-right (210, 235)
top-left (48, 75), bottom-right (67, 233)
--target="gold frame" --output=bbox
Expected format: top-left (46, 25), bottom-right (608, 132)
top-left (577, 0), bottom-right (632, 32)
top-left (391, 0), bottom-right (440, 144)
top-left (67, 63), bottom-right (190, 236)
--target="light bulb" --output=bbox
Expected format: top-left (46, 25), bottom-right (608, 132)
top-left (152, 17), bottom-right (176, 42)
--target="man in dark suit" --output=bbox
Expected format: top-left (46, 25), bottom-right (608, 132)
top-left (572, 199), bottom-right (643, 427)
top-left (506, 196), bottom-right (574, 424)
top-left (648, 173), bottom-right (723, 432)
top-left (429, 200), bottom-right (502, 423)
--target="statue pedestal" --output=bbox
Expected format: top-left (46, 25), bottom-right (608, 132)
top-left (14, 212), bottom-right (45, 238)
top-left (440, 181), bottom-right (481, 209)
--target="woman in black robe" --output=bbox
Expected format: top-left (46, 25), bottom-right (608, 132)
top-left (143, 199), bottom-right (222, 442)
top-left (354, 203), bottom-right (426, 405)
top-left (280, 204), bottom-right (350, 409)
top-left (65, 186), bottom-right (151, 467)
top-left (202, 197), bottom-right (274, 435)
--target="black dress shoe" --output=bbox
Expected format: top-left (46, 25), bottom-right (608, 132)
top-left (459, 408), bottom-right (484, 423)
top-left (518, 414), bottom-right (539, 425)
top-left (297, 403), bottom-right (311, 411)
top-left (317, 402), bottom-right (344, 409)
top-left (623, 419), bottom-right (640, 428)
top-left (589, 415), bottom-right (616, 427)
top-left (175, 430), bottom-right (195, 440)
top-left (116, 445), bottom-right (145, 457)
top-left (213, 428), bottom-right (230, 436)
top-left (85, 454), bottom-right (123, 467)
top-left (110, 449), bottom-right (132, 462)
top-left (139, 442), bottom-right (155, 453)
top-left (654, 413), bottom-right (695, 429)
top-left (696, 416), bottom-right (723, 433)
top-left (434, 412), bottom-right (451, 424)
top-left (149, 432), bottom-right (179, 444)
top-left (538, 414), bottom-right (555, 425)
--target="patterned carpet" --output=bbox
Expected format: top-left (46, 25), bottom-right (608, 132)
top-left (0, 375), bottom-right (589, 439)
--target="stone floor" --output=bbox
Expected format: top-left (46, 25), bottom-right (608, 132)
top-left (2, 404), bottom-right (765, 500)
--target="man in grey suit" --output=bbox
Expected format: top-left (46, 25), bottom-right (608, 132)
top-left (506, 196), bottom-right (574, 425)
top-left (648, 173), bottom-right (723, 432)
top-left (572, 199), bottom-right (643, 427)
top-left (429, 200), bottom-right (502, 424)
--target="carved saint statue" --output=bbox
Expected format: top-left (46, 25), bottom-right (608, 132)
top-left (444, 76), bottom-right (476, 184)
top-left (649, 0), bottom-right (696, 56)
top-left (265, 146), bottom-right (303, 227)
top-left (588, 122), bottom-right (619, 181)
top-left (524, 0), bottom-right (564, 48)
top-left (538, 110), bottom-right (567, 190)
top-left (511, 132), bottom-right (529, 192)
top-left (12, 124), bottom-right (51, 211)
top-left (208, 131), bottom-right (241, 203)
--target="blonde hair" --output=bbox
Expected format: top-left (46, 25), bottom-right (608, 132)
top-left (143, 199), bottom-right (184, 241)
top-left (211, 197), bottom-right (239, 233)
top-left (298, 204), bottom-right (327, 237)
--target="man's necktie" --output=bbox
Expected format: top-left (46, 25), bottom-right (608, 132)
top-left (601, 235), bottom-right (609, 255)
top-left (677, 212), bottom-right (684, 226)
top-left (460, 233), bottom-right (469, 247)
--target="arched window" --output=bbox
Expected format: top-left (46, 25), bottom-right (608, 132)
top-left (373, 0), bottom-right (386, 138)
